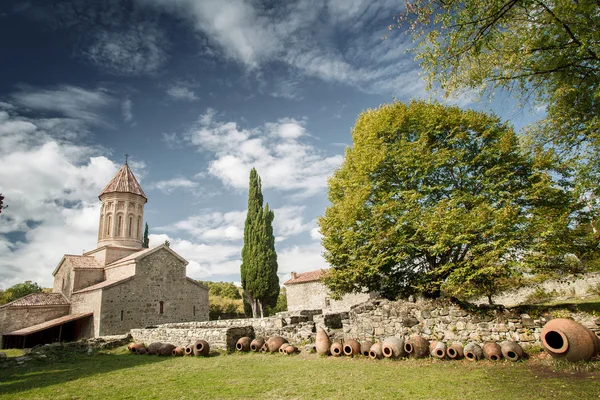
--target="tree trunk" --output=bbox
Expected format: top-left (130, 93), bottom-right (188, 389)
top-left (487, 294), bottom-right (493, 305)
top-left (258, 300), bottom-right (264, 318)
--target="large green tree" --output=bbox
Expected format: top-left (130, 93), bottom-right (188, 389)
top-left (318, 101), bottom-right (573, 302)
top-left (396, 0), bottom-right (600, 239)
top-left (240, 168), bottom-right (279, 318)
top-left (0, 281), bottom-right (43, 305)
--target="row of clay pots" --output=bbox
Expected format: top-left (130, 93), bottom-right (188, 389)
top-left (128, 340), bottom-right (210, 357)
top-left (315, 327), bottom-right (526, 362)
top-left (541, 318), bottom-right (600, 362)
top-left (236, 336), bottom-right (299, 355)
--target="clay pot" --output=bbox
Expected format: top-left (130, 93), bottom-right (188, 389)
top-left (158, 343), bottom-right (176, 356)
top-left (279, 343), bottom-right (289, 354)
top-left (147, 342), bottom-right (163, 355)
top-left (172, 346), bottom-right (185, 357)
top-left (136, 347), bottom-right (148, 355)
top-left (501, 341), bottom-right (524, 362)
top-left (382, 337), bottom-right (406, 359)
top-left (284, 345), bottom-right (298, 355)
top-left (236, 337), bottom-right (251, 352)
top-left (129, 343), bottom-right (146, 354)
top-left (446, 344), bottom-right (464, 360)
top-left (315, 327), bottom-right (331, 356)
top-left (482, 342), bottom-right (502, 361)
top-left (369, 342), bottom-right (383, 359)
top-left (360, 341), bottom-right (373, 357)
top-left (343, 339), bottom-right (361, 356)
top-left (250, 338), bottom-right (264, 352)
top-left (330, 341), bottom-right (344, 357)
top-left (541, 318), bottom-right (600, 362)
top-left (464, 343), bottom-right (483, 361)
top-left (266, 337), bottom-right (288, 353)
top-left (404, 335), bottom-right (429, 358)
top-left (185, 344), bottom-right (194, 356)
top-left (193, 340), bottom-right (210, 357)
top-left (431, 341), bottom-right (446, 359)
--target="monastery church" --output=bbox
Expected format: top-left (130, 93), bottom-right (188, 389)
top-left (1, 162), bottom-right (209, 349)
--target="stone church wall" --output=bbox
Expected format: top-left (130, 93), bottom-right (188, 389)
top-left (104, 263), bottom-right (135, 281)
top-left (98, 248), bottom-right (209, 336)
top-left (71, 290), bottom-right (103, 337)
top-left (0, 305), bottom-right (70, 334)
top-left (72, 269), bottom-right (104, 293)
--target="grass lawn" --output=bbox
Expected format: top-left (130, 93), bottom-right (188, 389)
top-left (0, 347), bottom-right (598, 400)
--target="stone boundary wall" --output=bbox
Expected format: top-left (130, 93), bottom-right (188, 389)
top-left (130, 299), bottom-right (600, 350)
top-left (473, 271), bottom-right (600, 306)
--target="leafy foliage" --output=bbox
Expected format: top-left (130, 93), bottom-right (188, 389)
top-left (318, 101), bottom-right (579, 301)
top-left (198, 281), bottom-right (242, 299)
top-left (0, 281), bottom-right (43, 305)
top-left (396, 0), bottom-right (600, 244)
top-left (240, 168), bottom-right (280, 317)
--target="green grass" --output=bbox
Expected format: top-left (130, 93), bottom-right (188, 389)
top-left (0, 347), bottom-right (599, 400)
top-left (0, 349), bottom-right (24, 358)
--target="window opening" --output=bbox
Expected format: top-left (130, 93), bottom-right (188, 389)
top-left (159, 301), bottom-right (164, 314)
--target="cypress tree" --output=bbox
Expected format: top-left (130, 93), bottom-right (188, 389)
top-left (241, 168), bottom-right (279, 318)
top-left (142, 223), bottom-right (149, 248)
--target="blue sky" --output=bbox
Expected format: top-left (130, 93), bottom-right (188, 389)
top-left (0, 0), bottom-right (543, 289)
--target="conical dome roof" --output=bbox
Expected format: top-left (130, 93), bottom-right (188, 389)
top-left (98, 163), bottom-right (147, 200)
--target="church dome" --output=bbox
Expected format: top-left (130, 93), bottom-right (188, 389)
top-left (99, 163), bottom-right (147, 200)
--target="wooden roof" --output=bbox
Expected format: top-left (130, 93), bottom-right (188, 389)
top-left (98, 163), bottom-right (147, 200)
top-left (0, 293), bottom-right (69, 309)
top-left (4, 313), bottom-right (93, 336)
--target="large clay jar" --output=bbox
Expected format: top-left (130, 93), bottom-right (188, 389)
top-left (129, 343), bottom-right (146, 354)
top-left (360, 341), bottom-right (373, 357)
top-left (147, 342), bottom-right (163, 355)
top-left (404, 335), bottom-right (429, 358)
top-left (483, 342), bottom-right (502, 361)
top-left (278, 343), bottom-right (289, 354)
top-left (236, 337), bottom-right (251, 352)
top-left (158, 343), bottom-right (176, 356)
top-left (250, 338), bottom-right (264, 352)
top-left (446, 344), bottom-right (464, 360)
top-left (184, 344), bottom-right (194, 356)
top-left (136, 347), bottom-right (148, 355)
top-left (315, 327), bottom-right (331, 356)
top-left (330, 341), bottom-right (344, 357)
top-left (266, 337), bottom-right (288, 353)
top-left (431, 341), bottom-right (446, 359)
top-left (343, 339), bottom-right (361, 356)
top-left (172, 346), bottom-right (185, 357)
top-left (369, 342), bottom-right (383, 359)
top-left (284, 345), bottom-right (298, 355)
top-left (382, 337), bottom-right (406, 359)
top-left (501, 341), bottom-right (524, 362)
top-left (541, 318), bottom-right (600, 362)
top-left (193, 340), bottom-right (210, 357)
top-left (464, 343), bottom-right (483, 361)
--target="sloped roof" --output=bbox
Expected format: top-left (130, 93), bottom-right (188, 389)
top-left (284, 269), bottom-right (327, 285)
top-left (106, 244), bottom-right (188, 267)
top-left (72, 276), bottom-right (133, 294)
top-left (4, 313), bottom-right (93, 336)
top-left (0, 293), bottom-right (70, 309)
top-left (99, 163), bottom-right (147, 200)
top-left (64, 255), bottom-right (103, 269)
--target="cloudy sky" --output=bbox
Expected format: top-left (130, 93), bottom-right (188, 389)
top-left (0, 0), bottom-right (542, 289)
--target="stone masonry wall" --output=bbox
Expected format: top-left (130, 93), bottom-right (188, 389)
top-left (286, 281), bottom-right (373, 313)
top-left (72, 269), bottom-right (104, 293)
top-left (0, 305), bottom-right (70, 334)
top-left (104, 263), bottom-right (135, 281)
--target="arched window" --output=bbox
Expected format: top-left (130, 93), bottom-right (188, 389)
top-left (106, 215), bottom-right (112, 236)
top-left (159, 301), bottom-right (164, 314)
top-left (193, 306), bottom-right (196, 316)
top-left (138, 217), bottom-right (142, 238)
top-left (128, 216), bottom-right (133, 237)
top-left (120, 310), bottom-right (124, 321)
top-left (117, 215), bottom-right (122, 236)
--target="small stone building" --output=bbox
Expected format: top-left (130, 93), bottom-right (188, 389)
top-left (1, 162), bottom-right (209, 348)
top-left (284, 269), bottom-right (374, 312)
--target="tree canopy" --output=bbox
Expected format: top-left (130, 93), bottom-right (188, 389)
top-left (396, 0), bottom-right (600, 237)
top-left (240, 168), bottom-right (280, 317)
top-left (318, 101), bottom-right (581, 301)
top-left (0, 281), bottom-right (44, 305)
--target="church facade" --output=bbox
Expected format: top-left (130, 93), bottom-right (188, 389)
top-left (1, 163), bottom-right (209, 348)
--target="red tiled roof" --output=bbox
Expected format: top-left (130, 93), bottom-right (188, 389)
top-left (4, 313), bottom-right (93, 336)
top-left (99, 163), bottom-right (147, 199)
top-left (0, 293), bottom-right (70, 309)
top-left (284, 269), bottom-right (327, 285)
top-left (72, 276), bottom-right (133, 294)
top-left (64, 255), bottom-right (103, 269)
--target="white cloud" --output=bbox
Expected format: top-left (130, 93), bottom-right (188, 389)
top-left (0, 106), bottom-right (120, 289)
top-left (11, 85), bottom-right (114, 126)
top-left (185, 109), bottom-right (343, 196)
top-left (149, 177), bottom-right (200, 194)
top-left (121, 98), bottom-right (133, 123)
top-left (166, 85), bottom-right (200, 101)
top-left (82, 23), bottom-right (168, 75)
top-left (277, 242), bottom-right (330, 283)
